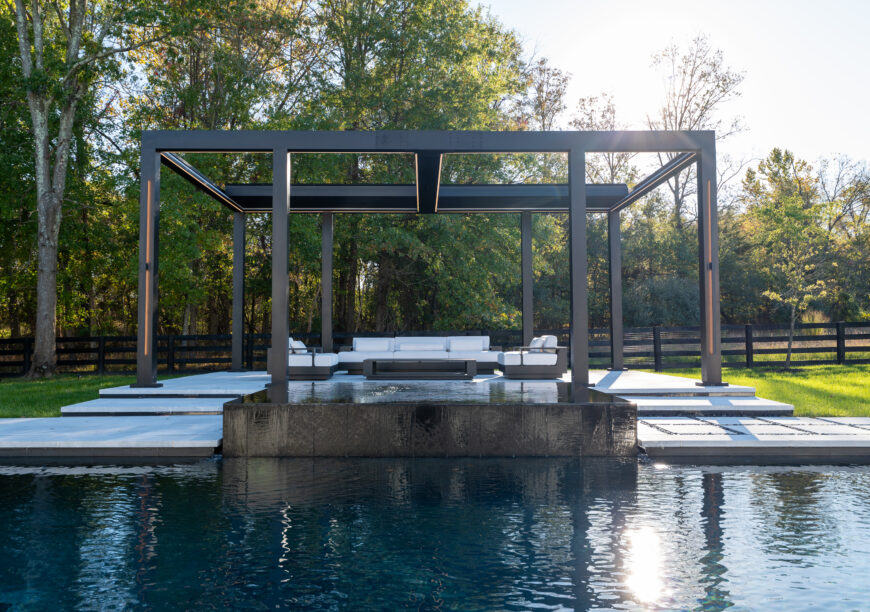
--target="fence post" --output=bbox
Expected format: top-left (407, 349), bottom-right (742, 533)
top-left (168, 335), bottom-right (176, 373)
top-left (246, 333), bottom-right (254, 370)
top-left (836, 321), bottom-right (846, 364)
top-left (97, 336), bottom-right (106, 375)
top-left (652, 326), bottom-right (662, 372)
top-left (744, 324), bottom-right (754, 368)
top-left (22, 337), bottom-right (32, 375)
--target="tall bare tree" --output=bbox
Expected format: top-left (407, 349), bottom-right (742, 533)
top-left (647, 35), bottom-right (744, 225)
top-left (6, 0), bottom-right (168, 376)
top-left (571, 94), bottom-right (636, 184)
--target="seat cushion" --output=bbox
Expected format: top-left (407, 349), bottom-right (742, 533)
top-left (447, 350), bottom-right (501, 362)
top-left (338, 351), bottom-right (396, 363)
top-left (353, 337), bottom-right (394, 352)
top-left (498, 351), bottom-right (558, 366)
top-left (528, 337), bottom-right (545, 352)
top-left (447, 336), bottom-right (489, 351)
top-left (290, 340), bottom-right (307, 352)
top-left (289, 353), bottom-right (339, 367)
top-left (540, 335), bottom-right (558, 348)
top-left (389, 350), bottom-right (450, 360)
top-left (394, 336), bottom-right (447, 351)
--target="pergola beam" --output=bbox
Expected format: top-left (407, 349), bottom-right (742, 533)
top-left (270, 149), bottom-right (290, 397)
top-left (321, 213), bottom-right (333, 352)
top-left (521, 212), bottom-right (533, 346)
top-left (609, 152), bottom-right (697, 214)
top-left (231, 212), bottom-right (245, 371)
top-left (221, 183), bottom-right (629, 214)
top-left (160, 152), bottom-right (245, 213)
top-left (143, 129), bottom-right (714, 154)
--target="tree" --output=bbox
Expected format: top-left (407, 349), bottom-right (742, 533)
top-left (6, 0), bottom-right (174, 376)
top-left (647, 35), bottom-right (744, 226)
top-left (744, 150), bottom-right (831, 367)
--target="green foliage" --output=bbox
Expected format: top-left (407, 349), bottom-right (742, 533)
top-left (0, 4), bottom-right (868, 346)
top-left (666, 365), bottom-right (870, 417)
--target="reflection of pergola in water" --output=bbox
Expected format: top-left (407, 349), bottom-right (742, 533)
top-left (134, 131), bottom-right (722, 400)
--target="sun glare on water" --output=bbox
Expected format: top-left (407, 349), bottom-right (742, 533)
top-left (624, 525), bottom-right (670, 606)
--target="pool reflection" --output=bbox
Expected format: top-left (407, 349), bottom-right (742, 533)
top-left (1, 460), bottom-right (869, 610)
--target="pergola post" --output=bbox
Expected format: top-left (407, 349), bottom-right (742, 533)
top-left (231, 211), bottom-right (245, 371)
top-left (321, 212), bottom-right (333, 352)
top-left (697, 136), bottom-right (723, 385)
top-left (521, 211), bottom-right (534, 346)
top-left (568, 147), bottom-right (590, 401)
top-left (608, 210), bottom-right (624, 370)
top-left (270, 149), bottom-right (290, 392)
top-left (135, 147), bottom-right (161, 387)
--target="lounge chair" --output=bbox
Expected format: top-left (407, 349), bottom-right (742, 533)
top-left (497, 335), bottom-right (567, 379)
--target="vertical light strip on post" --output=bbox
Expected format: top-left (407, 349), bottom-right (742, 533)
top-left (706, 179), bottom-right (713, 354)
top-left (144, 181), bottom-right (151, 357)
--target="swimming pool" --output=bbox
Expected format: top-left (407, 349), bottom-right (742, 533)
top-left (0, 458), bottom-right (868, 610)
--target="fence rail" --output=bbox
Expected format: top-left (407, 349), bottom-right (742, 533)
top-left (1, 322), bottom-right (869, 377)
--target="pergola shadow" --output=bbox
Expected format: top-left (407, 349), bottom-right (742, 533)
top-left (135, 131), bottom-right (722, 401)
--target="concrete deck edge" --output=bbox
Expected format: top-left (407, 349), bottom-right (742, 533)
top-left (0, 447), bottom-right (218, 458)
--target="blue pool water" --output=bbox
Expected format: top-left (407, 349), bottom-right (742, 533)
top-left (0, 458), bottom-right (868, 610)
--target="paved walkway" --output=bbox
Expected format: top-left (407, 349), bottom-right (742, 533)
top-left (639, 416), bottom-right (870, 461)
top-left (0, 416), bottom-right (222, 458)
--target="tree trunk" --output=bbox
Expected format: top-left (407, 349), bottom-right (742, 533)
top-left (786, 304), bottom-right (796, 369)
top-left (374, 258), bottom-right (393, 332)
top-left (28, 190), bottom-right (63, 377)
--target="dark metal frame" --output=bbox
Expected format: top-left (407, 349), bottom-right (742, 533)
top-left (135, 130), bottom-right (722, 401)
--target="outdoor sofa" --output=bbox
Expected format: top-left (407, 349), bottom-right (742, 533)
top-left (497, 335), bottom-right (568, 379)
top-left (337, 336), bottom-right (502, 374)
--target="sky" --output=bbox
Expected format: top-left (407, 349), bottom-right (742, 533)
top-left (473, 0), bottom-right (869, 166)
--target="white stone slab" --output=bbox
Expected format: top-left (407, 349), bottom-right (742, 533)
top-left (639, 416), bottom-right (870, 458)
top-left (0, 416), bottom-right (222, 455)
top-left (99, 371), bottom-right (269, 397)
top-left (62, 397), bottom-right (228, 416)
top-left (630, 395), bottom-right (793, 415)
top-left (589, 369), bottom-right (755, 396)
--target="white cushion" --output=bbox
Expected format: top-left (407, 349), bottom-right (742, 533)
top-left (289, 353), bottom-right (339, 367)
top-left (397, 343), bottom-right (443, 351)
top-left (353, 337), bottom-right (394, 352)
top-left (447, 336), bottom-right (488, 351)
top-left (339, 351), bottom-right (396, 363)
top-left (390, 350), bottom-right (450, 360)
top-left (447, 350), bottom-right (501, 362)
top-left (528, 337), bottom-right (545, 352)
top-left (290, 340), bottom-right (307, 352)
top-left (540, 335), bottom-right (558, 348)
top-left (498, 351), bottom-right (558, 366)
top-left (394, 336), bottom-right (447, 351)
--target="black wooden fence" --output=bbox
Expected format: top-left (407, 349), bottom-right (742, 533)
top-left (1, 322), bottom-right (869, 377)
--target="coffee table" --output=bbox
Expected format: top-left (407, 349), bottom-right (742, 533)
top-left (362, 359), bottom-right (477, 380)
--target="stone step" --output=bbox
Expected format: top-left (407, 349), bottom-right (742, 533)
top-left (99, 371), bottom-right (269, 398)
top-left (638, 416), bottom-right (870, 463)
top-left (628, 395), bottom-right (794, 416)
top-left (62, 397), bottom-right (228, 417)
top-left (0, 415), bottom-right (222, 458)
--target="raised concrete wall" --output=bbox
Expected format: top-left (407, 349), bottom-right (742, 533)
top-left (223, 396), bottom-right (637, 458)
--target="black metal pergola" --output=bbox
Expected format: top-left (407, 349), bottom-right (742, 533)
top-left (135, 130), bottom-right (722, 401)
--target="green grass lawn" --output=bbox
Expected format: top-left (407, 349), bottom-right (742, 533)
top-left (0, 374), bottom-right (140, 417)
top-left (661, 364), bottom-right (870, 417)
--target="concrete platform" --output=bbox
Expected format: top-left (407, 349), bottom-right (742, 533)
top-left (639, 416), bottom-right (870, 462)
top-left (0, 415), bottom-right (222, 458)
top-left (632, 395), bottom-right (793, 416)
top-left (591, 369), bottom-right (755, 396)
top-left (99, 371), bottom-right (270, 398)
top-left (62, 397), bottom-right (228, 417)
